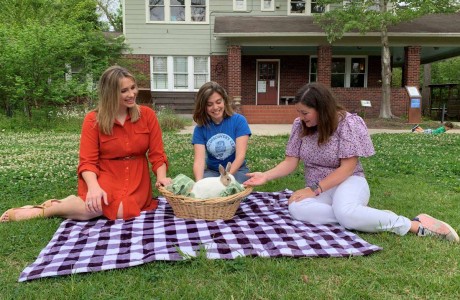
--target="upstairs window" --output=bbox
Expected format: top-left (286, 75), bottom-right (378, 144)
top-left (148, 0), bottom-right (208, 23)
top-left (288, 0), bottom-right (326, 15)
top-left (234, 0), bottom-right (247, 11)
top-left (261, 0), bottom-right (275, 11)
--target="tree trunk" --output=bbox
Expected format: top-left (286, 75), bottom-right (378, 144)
top-left (379, 0), bottom-right (394, 119)
top-left (422, 64), bottom-right (432, 116)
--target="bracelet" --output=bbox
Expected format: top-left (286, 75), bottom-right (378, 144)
top-left (317, 183), bottom-right (323, 193)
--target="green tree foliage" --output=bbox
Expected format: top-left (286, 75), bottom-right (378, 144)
top-left (0, 0), bottom-right (128, 117)
top-left (96, 0), bottom-right (123, 32)
top-left (431, 57), bottom-right (460, 84)
top-left (315, 0), bottom-right (460, 118)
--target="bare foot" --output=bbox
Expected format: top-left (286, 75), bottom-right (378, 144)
top-left (0, 205), bottom-right (44, 222)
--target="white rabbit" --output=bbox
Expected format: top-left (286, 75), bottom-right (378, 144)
top-left (190, 162), bottom-right (236, 199)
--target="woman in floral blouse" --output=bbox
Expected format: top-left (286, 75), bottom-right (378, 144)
top-left (244, 82), bottom-right (458, 242)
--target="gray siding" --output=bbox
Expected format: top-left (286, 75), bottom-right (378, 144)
top-left (124, 0), bottom-right (299, 55)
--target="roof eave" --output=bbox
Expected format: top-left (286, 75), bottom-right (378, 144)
top-left (214, 32), bottom-right (460, 38)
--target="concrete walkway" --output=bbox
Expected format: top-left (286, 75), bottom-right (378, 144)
top-left (178, 123), bottom-right (460, 136)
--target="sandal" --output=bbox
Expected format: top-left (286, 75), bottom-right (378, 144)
top-left (41, 199), bottom-right (62, 208)
top-left (0, 205), bottom-right (45, 222)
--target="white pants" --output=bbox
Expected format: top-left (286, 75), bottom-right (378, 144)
top-left (288, 176), bottom-right (412, 236)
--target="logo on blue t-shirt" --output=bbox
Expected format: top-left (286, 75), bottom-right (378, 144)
top-left (206, 133), bottom-right (235, 160)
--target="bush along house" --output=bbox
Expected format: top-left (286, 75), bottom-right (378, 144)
top-left (121, 0), bottom-right (460, 123)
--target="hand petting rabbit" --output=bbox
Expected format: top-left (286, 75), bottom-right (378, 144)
top-left (191, 162), bottom-right (236, 199)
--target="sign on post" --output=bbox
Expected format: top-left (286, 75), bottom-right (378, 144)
top-left (405, 86), bottom-right (422, 124)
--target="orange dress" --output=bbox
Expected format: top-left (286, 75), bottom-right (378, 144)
top-left (77, 106), bottom-right (168, 220)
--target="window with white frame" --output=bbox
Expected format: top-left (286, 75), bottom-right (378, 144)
top-left (148, 0), bottom-right (208, 23)
top-left (289, 0), bottom-right (326, 15)
top-left (193, 56), bottom-right (208, 89)
top-left (151, 56), bottom-right (209, 91)
top-left (234, 0), bottom-right (247, 11)
top-left (174, 57), bottom-right (188, 89)
top-left (261, 0), bottom-right (275, 11)
top-left (310, 56), bottom-right (367, 87)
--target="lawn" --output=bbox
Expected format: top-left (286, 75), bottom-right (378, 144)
top-left (0, 130), bottom-right (459, 299)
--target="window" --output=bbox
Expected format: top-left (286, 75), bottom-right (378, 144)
top-left (191, 0), bottom-right (206, 21)
top-left (152, 57), bottom-right (168, 89)
top-left (288, 0), bottom-right (326, 15)
top-left (193, 56), bottom-right (208, 89)
top-left (148, 0), bottom-right (208, 23)
top-left (350, 57), bottom-right (366, 87)
top-left (261, 0), bottom-right (274, 11)
top-left (331, 57), bottom-right (346, 87)
top-left (174, 57), bottom-right (188, 89)
top-left (151, 56), bottom-right (209, 91)
top-left (310, 56), bottom-right (367, 87)
top-left (234, 0), bottom-right (247, 11)
top-left (309, 58), bottom-right (317, 83)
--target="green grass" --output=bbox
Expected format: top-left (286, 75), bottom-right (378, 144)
top-left (1, 130), bottom-right (460, 299)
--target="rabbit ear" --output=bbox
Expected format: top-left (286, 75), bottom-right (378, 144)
top-left (219, 164), bottom-right (225, 175)
top-left (225, 162), bottom-right (231, 172)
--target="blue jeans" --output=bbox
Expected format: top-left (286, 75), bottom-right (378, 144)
top-left (203, 164), bottom-right (250, 184)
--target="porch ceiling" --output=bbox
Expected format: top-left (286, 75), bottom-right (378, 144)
top-left (240, 45), bottom-right (460, 65)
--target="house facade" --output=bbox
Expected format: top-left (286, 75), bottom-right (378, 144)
top-left (122, 0), bottom-right (460, 123)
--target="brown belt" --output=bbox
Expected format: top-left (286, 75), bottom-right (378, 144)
top-left (109, 155), bottom-right (144, 160)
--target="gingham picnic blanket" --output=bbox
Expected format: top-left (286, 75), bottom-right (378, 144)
top-left (19, 190), bottom-right (382, 282)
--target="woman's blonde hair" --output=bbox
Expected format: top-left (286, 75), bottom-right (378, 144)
top-left (193, 81), bottom-right (233, 126)
top-left (95, 66), bottom-right (141, 135)
top-left (293, 82), bottom-right (346, 145)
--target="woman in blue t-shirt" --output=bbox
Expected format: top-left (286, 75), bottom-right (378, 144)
top-left (192, 82), bottom-right (251, 183)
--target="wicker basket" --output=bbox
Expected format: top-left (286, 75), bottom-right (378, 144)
top-left (157, 186), bottom-right (253, 220)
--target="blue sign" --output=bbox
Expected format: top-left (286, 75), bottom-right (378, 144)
top-left (411, 98), bottom-right (421, 108)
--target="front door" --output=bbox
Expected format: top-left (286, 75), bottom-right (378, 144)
top-left (257, 61), bottom-right (278, 105)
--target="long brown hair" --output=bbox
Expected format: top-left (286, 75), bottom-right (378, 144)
top-left (193, 81), bottom-right (233, 126)
top-left (293, 82), bottom-right (346, 145)
top-left (95, 66), bottom-right (141, 135)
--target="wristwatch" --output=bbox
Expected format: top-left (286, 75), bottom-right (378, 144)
top-left (309, 183), bottom-right (321, 196)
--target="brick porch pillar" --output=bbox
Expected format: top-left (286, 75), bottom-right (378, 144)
top-left (317, 45), bottom-right (332, 86)
top-left (403, 46), bottom-right (421, 87)
top-left (227, 45), bottom-right (242, 110)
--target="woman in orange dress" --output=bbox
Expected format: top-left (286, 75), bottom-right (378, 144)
top-left (1, 66), bottom-right (171, 222)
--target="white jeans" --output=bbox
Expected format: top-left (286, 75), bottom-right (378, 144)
top-left (288, 176), bottom-right (412, 236)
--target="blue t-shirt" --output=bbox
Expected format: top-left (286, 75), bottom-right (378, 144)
top-left (192, 113), bottom-right (251, 171)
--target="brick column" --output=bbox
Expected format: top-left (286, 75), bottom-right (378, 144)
top-left (403, 46), bottom-right (421, 87)
top-left (317, 45), bottom-right (332, 86)
top-left (227, 45), bottom-right (242, 106)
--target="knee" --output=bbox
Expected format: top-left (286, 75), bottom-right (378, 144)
top-left (289, 201), bottom-right (314, 222)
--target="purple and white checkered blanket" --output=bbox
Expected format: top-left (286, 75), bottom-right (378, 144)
top-left (19, 190), bottom-right (381, 282)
